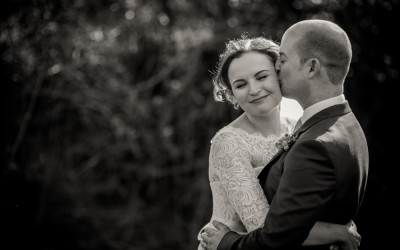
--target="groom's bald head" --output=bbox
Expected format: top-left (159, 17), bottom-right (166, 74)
top-left (283, 19), bottom-right (352, 85)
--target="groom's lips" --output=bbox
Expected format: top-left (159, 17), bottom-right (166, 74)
top-left (249, 95), bottom-right (268, 103)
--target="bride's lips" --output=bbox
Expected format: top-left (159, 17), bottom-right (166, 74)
top-left (249, 95), bottom-right (269, 103)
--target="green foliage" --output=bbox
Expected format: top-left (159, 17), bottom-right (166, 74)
top-left (1, 0), bottom-right (398, 249)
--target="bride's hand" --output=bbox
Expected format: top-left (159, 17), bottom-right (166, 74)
top-left (200, 221), bottom-right (231, 250)
top-left (329, 220), bottom-right (361, 250)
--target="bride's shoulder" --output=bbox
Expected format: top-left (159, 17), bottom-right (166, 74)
top-left (210, 126), bottom-right (245, 144)
top-left (210, 115), bottom-right (249, 144)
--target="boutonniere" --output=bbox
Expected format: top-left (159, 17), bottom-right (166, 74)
top-left (275, 133), bottom-right (298, 152)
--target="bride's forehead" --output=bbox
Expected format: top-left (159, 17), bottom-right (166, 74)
top-left (228, 54), bottom-right (274, 77)
top-left (230, 52), bottom-right (273, 67)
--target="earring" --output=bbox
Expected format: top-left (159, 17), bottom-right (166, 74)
top-left (234, 103), bottom-right (240, 109)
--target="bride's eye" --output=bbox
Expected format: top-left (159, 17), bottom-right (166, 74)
top-left (257, 75), bottom-right (267, 80)
top-left (234, 81), bottom-right (246, 89)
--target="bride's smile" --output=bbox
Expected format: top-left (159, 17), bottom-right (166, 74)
top-left (249, 94), bottom-right (269, 104)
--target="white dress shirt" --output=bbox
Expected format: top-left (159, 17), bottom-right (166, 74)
top-left (299, 94), bottom-right (346, 125)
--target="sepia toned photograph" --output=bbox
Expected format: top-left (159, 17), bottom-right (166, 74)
top-left (1, 0), bottom-right (397, 249)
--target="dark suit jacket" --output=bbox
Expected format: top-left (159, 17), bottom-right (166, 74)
top-left (218, 102), bottom-right (369, 250)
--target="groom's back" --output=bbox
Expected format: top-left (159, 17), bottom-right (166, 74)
top-left (313, 110), bottom-right (369, 223)
top-left (260, 103), bottom-right (369, 249)
top-left (283, 106), bottom-right (369, 224)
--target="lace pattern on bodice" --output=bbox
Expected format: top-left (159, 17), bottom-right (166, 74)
top-left (207, 126), bottom-right (283, 233)
top-left (197, 118), bottom-right (296, 249)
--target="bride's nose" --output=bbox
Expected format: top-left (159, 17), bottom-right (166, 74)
top-left (249, 81), bottom-right (261, 95)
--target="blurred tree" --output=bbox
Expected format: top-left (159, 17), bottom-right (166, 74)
top-left (1, 0), bottom-right (397, 249)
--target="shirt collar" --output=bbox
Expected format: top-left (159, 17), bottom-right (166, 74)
top-left (300, 94), bottom-right (346, 124)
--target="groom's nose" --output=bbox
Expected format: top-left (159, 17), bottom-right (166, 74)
top-left (275, 59), bottom-right (281, 74)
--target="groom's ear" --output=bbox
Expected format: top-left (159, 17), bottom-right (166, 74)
top-left (306, 58), bottom-right (320, 77)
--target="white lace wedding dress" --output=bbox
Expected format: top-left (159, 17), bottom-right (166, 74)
top-left (197, 120), bottom-right (294, 249)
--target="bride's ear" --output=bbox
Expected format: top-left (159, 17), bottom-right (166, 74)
top-left (230, 95), bottom-right (237, 104)
top-left (232, 100), bottom-right (240, 109)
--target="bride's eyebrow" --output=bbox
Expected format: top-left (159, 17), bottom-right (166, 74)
top-left (255, 70), bottom-right (269, 76)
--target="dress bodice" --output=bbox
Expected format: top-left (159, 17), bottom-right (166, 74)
top-left (196, 118), bottom-right (296, 248)
top-left (198, 118), bottom-right (295, 249)
top-left (207, 126), bottom-right (282, 233)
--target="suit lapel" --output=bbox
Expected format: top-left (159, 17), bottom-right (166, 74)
top-left (296, 102), bottom-right (352, 136)
top-left (258, 102), bottom-right (352, 187)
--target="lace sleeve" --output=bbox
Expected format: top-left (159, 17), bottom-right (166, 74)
top-left (210, 131), bottom-right (270, 232)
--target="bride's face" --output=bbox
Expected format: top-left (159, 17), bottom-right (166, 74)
top-left (228, 51), bottom-right (282, 116)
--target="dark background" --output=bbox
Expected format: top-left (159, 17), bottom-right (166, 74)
top-left (1, 0), bottom-right (397, 249)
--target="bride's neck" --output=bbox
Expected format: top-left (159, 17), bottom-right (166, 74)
top-left (245, 109), bottom-right (283, 137)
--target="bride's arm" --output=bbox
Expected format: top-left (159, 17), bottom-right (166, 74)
top-left (210, 131), bottom-right (269, 232)
top-left (303, 220), bottom-right (361, 249)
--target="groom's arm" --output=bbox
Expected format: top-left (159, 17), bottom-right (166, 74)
top-left (218, 140), bottom-right (336, 250)
top-left (217, 232), bottom-right (242, 250)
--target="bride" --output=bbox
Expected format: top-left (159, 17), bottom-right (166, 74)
top-left (197, 36), bottom-right (360, 249)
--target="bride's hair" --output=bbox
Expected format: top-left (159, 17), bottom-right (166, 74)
top-left (212, 35), bottom-right (280, 108)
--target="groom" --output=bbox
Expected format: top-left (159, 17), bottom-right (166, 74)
top-left (201, 19), bottom-right (369, 250)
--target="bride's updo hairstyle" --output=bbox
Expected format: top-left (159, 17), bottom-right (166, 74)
top-left (212, 35), bottom-right (280, 108)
